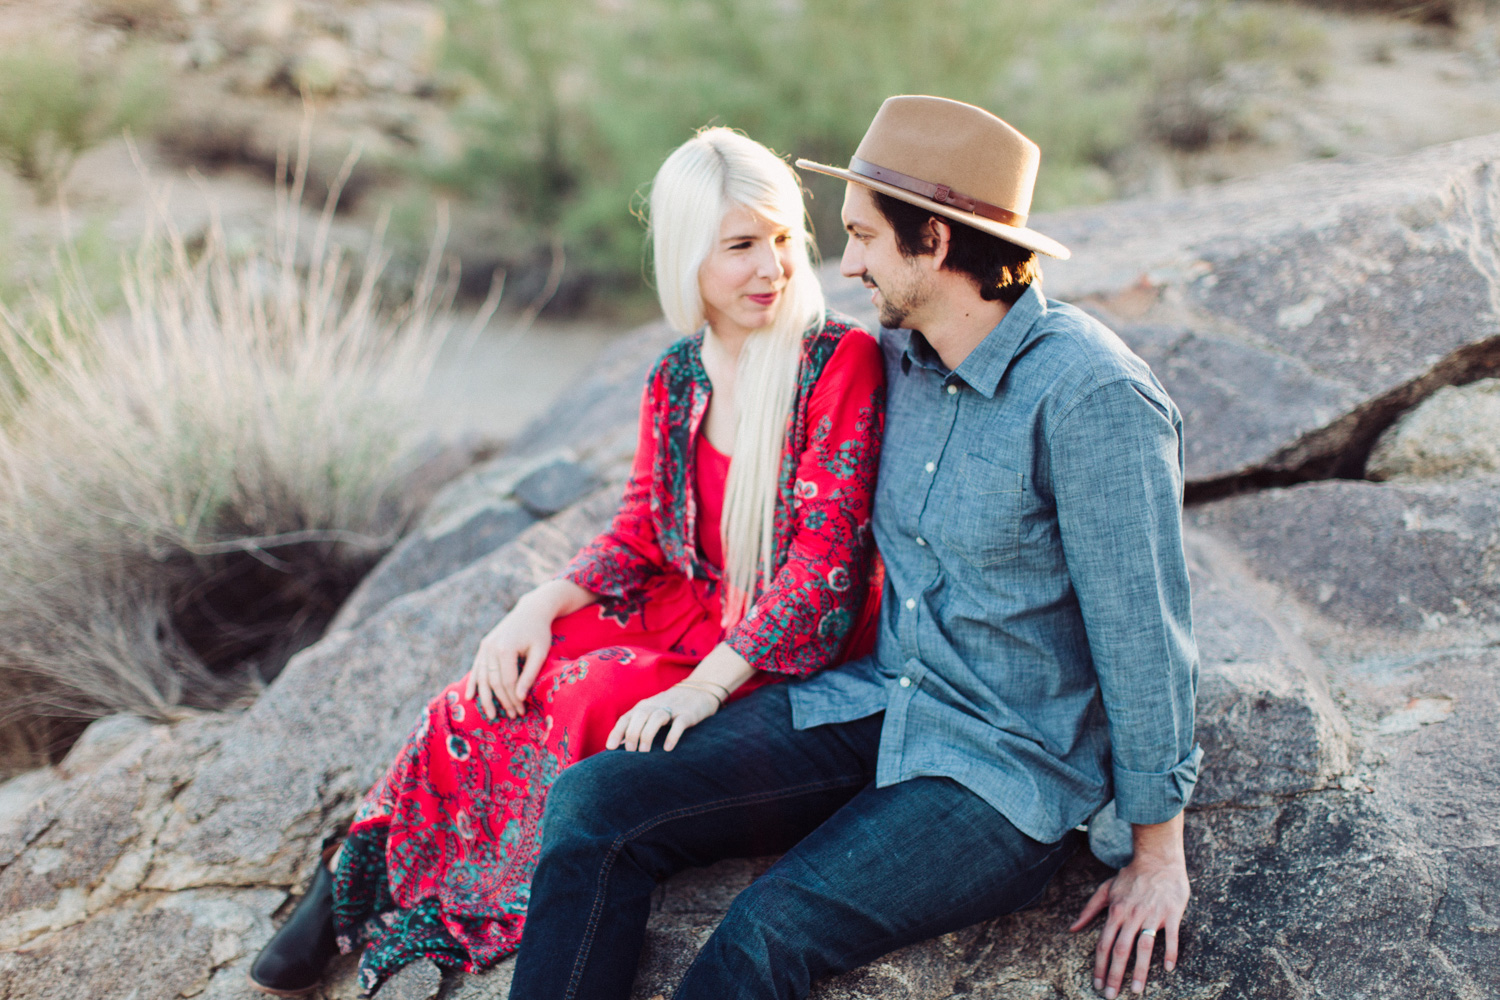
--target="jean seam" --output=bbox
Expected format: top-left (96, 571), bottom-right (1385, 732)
top-left (560, 774), bottom-right (870, 1000)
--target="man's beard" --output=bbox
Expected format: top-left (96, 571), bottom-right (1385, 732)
top-left (870, 268), bottom-right (927, 330)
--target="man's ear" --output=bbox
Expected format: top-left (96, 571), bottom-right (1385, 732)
top-left (925, 216), bottom-right (952, 271)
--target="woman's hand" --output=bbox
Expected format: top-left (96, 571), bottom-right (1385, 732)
top-left (606, 643), bottom-right (754, 751)
top-left (466, 580), bottom-right (595, 721)
top-left (607, 684), bottom-right (722, 752)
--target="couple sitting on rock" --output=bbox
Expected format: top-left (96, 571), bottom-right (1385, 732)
top-left (250, 95), bottom-right (1201, 1000)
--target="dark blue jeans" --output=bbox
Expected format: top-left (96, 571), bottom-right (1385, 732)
top-left (508, 684), bottom-right (1080, 1000)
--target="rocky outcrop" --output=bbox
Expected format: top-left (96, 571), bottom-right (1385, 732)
top-left (1033, 133), bottom-right (1500, 489)
top-left (9, 136), bottom-right (1500, 999)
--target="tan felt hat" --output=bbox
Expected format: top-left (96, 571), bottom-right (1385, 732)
top-left (796, 95), bottom-right (1070, 260)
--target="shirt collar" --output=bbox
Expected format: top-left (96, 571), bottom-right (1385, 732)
top-left (897, 282), bottom-right (1047, 398)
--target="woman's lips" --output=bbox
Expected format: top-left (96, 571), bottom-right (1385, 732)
top-left (747, 292), bottom-right (778, 306)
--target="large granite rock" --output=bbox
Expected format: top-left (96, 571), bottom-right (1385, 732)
top-left (1182, 532), bottom-right (1350, 808)
top-left (10, 136), bottom-right (1500, 1000)
top-left (1189, 476), bottom-right (1500, 637)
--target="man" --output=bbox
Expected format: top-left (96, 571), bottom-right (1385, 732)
top-left (509, 95), bottom-right (1200, 1000)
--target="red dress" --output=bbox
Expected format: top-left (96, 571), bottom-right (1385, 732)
top-left (330, 316), bottom-right (884, 994)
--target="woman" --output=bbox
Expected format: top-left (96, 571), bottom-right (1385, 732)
top-left (248, 127), bottom-right (885, 997)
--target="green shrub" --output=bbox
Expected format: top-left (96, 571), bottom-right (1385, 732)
top-left (0, 40), bottom-right (166, 200)
top-left (0, 154), bottom-right (455, 754)
top-left (427, 0), bottom-right (1325, 300)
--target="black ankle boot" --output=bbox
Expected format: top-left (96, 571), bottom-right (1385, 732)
top-left (249, 855), bottom-right (340, 997)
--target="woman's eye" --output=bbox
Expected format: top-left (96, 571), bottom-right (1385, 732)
top-left (730, 241), bottom-right (752, 250)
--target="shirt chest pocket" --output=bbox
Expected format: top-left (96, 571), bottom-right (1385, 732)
top-left (939, 452), bottom-right (1024, 567)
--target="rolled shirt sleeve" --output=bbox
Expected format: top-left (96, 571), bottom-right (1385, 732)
top-left (1050, 377), bottom-right (1201, 826)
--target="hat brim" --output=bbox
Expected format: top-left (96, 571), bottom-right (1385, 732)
top-left (795, 159), bottom-right (1071, 261)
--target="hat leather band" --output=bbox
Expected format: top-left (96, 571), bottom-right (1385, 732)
top-left (849, 157), bottom-right (1027, 228)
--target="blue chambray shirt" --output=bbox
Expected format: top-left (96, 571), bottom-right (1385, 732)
top-left (788, 282), bottom-right (1202, 845)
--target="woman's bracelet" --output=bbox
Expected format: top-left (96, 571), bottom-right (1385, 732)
top-left (686, 679), bottom-right (731, 701)
top-left (676, 680), bottom-right (728, 708)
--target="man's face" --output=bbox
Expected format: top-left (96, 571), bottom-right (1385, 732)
top-left (839, 182), bottom-right (931, 330)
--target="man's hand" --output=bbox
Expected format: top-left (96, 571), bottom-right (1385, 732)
top-left (1069, 812), bottom-right (1188, 998)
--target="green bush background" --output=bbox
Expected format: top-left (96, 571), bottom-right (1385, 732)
top-left (428, 0), bottom-right (1323, 299)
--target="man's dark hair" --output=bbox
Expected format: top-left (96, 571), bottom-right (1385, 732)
top-left (872, 191), bottom-right (1040, 305)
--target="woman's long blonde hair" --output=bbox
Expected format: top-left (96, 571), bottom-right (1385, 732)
top-left (648, 127), bottom-right (825, 625)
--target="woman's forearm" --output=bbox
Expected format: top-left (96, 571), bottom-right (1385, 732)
top-left (686, 642), bottom-right (756, 696)
top-left (521, 579), bottom-right (598, 620)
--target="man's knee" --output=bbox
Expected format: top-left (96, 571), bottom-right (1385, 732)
top-left (539, 749), bottom-right (667, 858)
top-left (542, 755), bottom-right (621, 844)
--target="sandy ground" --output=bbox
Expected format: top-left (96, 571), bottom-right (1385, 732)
top-left (422, 316), bottom-right (623, 441)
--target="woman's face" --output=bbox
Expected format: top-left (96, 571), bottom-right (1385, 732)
top-left (698, 204), bottom-right (797, 341)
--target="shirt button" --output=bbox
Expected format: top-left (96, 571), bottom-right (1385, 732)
top-left (924, 461), bottom-right (935, 473)
top-left (899, 676), bottom-right (912, 688)
top-left (946, 384), bottom-right (958, 395)
top-left (915, 536), bottom-right (926, 546)
top-left (904, 598), bottom-right (916, 610)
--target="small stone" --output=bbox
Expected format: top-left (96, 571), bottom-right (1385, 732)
top-left (1378, 696), bottom-right (1455, 735)
top-left (182, 31), bottom-right (225, 71)
top-left (293, 36), bottom-right (352, 95)
top-left (230, 0), bottom-right (296, 48)
top-left (513, 459), bottom-right (598, 518)
top-left (376, 957), bottom-right (441, 1000)
top-left (1368, 379), bottom-right (1500, 482)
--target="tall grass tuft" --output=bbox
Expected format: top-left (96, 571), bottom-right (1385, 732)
top-left (0, 143), bottom-right (460, 772)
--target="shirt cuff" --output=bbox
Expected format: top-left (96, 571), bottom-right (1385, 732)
top-left (1112, 743), bottom-right (1203, 826)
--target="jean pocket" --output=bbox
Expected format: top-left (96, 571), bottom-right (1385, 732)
top-left (940, 453), bottom-right (1024, 568)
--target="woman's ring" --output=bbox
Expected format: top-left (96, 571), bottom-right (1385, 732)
top-left (1139, 928), bottom-right (1156, 938)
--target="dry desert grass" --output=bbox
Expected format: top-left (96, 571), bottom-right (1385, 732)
top-left (0, 140), bottom-right (473, 772)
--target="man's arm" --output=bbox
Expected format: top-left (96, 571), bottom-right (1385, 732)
top-left (1048, 377), bottom-right (1201, 996)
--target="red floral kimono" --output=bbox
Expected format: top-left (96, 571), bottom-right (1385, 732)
top-left (331, 313), bottom-right (885, 993)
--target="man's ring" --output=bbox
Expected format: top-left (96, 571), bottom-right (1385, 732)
top-left (1139, 929), bottom-right (1157, 938)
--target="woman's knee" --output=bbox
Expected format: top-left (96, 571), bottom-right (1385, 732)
top-left (421, 681), bottom-right (480, 732)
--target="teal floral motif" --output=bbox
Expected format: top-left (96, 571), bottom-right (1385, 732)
top-left (824, 439), bottom-right (863, 478)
